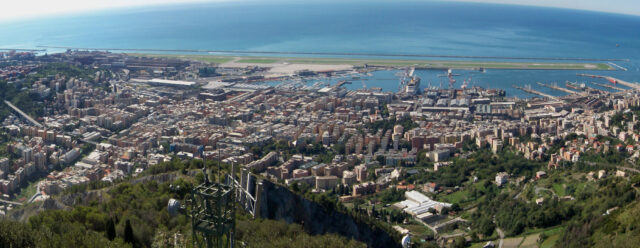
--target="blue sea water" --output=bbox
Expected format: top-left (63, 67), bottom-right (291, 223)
top-left (1, 0), bottom-right (640, 97)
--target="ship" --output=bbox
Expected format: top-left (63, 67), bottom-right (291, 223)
top-left (400, 67), bottom-right (421, 95)
top-left (566, 81), bottom-right (585, 90)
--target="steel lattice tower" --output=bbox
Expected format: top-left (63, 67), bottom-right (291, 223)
top-left (190, 181), bottom-right (236, 248)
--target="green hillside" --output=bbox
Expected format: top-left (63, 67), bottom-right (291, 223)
top-left (0, 159), bottom-right (366, 248)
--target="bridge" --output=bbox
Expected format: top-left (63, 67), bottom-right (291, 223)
top-left (0, 198), bottom-right (23, 217)
top-left (4, 100), bottom-right (43, 128)
top-left (0, 199), bottom-right (23, 206)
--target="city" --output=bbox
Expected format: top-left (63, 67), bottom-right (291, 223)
top-left (1, 47), bottom-right (640, 247)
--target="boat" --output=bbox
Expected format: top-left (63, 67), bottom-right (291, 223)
top-left (399, 67), bottom-right (421, 95)
top-left (566, 81), bottom-right (585, 90)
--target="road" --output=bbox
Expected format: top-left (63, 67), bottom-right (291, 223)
top-left (583, 161), bottom-right (640, 174)
top-left (534, 186), bottom-right (557, 197)
top-left (416, 218), bottom-right (439, 234)
top-left (492, 215), bottom-right (505, 248)
top-left (496, 227), bottom-right (505, 248)
top-left (4, 100), bottom-right (43, 127)
top-left (28, 183), bottom-right (42, 203)
top-left (0, 199), bottom-right (23, 206)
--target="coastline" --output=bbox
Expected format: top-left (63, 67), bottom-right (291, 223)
top-left (125, 53), bottom-right (615, 71)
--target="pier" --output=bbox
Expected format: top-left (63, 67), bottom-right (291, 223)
top-left (608, 62), bottom-right (628, 71)
top-left (512, 85), bottom-right (559, 100)
top-left (591, 82), bottom-right (626, 91)
top-left (577, 74), bottom-right (640, 90)
top-left (536, 82), bottom-right (578, 95)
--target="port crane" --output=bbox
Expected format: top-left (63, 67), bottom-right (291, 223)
top-left (447, 69), bottom-right (456, 90)
top-left (461, 77), bottom-right (470, 89)
top-left (398, 67), bottom-right (416, 91)
top-left (399, 69), bottom-right (408, 92)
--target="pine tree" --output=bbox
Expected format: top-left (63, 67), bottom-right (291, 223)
top-left (124, 219), bottom-right (135, 245)
top-left (107, 218), bottom-right (116, 240)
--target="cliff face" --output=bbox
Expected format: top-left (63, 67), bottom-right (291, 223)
top-left (257, 181), bottom-right (400, 248)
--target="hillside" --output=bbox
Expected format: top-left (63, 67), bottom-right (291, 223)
top-left (0, 160), bottom-right (367, 248)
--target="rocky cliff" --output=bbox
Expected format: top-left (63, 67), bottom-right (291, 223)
top-left (257, 180), bottom-right (401, 248)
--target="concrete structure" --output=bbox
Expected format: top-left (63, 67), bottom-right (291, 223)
top-left (315, 176), bottom-right (339, 190)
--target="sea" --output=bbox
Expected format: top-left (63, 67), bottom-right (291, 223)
top-left (1, 0), bottom-right (640, 98)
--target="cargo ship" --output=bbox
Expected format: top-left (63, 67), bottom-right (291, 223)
top-left (400, 67), bottom-right (421, 95)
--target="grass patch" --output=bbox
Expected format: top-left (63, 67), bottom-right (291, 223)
top-left (194, 56), bottom-right (234, 63)
top-left (503, 236), bottom-right (524, 248)
top-left (126, 53), bottom-right (233, 63)
top-left (13, 180), bottom-right (39, 202)
top-left (519, 233), bottom-right (540, 248)
top-left (552, 183), bottom-right (566, 197)
top-left (521, 225), bottom-right (564, 236)
top-left (438, 190), bottom-right (470, 204)
top-left (236, 58), bottom-right (280, 64)
top-left (540, 234), bottom-right (560, 248)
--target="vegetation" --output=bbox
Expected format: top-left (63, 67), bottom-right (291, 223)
top-left (249, 140), bottom-right (337, 163)
top-left (408, 149), bottom-right (541, 187)
top-left (0, 62), bottom-right (105, 121)
top-left (365, 116), bottom-right (418, 134)
top-left (555, 176), bottom-right (638, 247)
top-left (0, 80), bottom-right (42, 120)
top-left (0, 159), bottom-right (371, 248)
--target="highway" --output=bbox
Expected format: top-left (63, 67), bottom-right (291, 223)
top-left (4, 100), bottom-right (43, 128)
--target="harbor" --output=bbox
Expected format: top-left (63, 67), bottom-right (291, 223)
top-left (536, 82), bottom-right (579, 95)
top-left (512, 84), bottom-right (560, 100)
top-left (591, 81), bottom-right (626, 91)
top-left (577, 73), bottom-right (640, 90)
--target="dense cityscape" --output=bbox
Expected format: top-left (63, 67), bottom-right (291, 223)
top-left (0, 48), bottom-right (639, 247)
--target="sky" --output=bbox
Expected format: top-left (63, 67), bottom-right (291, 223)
top-left (456, 0), bottom-right (640, 16)
top-left (0, 0), bottom-right (224, 21)
top-left (1, 0), bottom-right (638, 21)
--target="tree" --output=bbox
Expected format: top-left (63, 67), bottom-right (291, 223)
top-left (107, 218), bottom-right (116, 241)
top-left (450, 236), bottom-right (466, 248)
top-left (124, 219), bottom-right (135, 246)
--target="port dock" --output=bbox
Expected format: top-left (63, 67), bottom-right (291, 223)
top-left (513, 85), bottom-right (559, 100)
top-left (536, 82), bottom-right (579, 95)
top-left (577, 74), bottom-right (640, 90)
top-left (608, 62), bottom-right (628, 71)
top-left (591, 82), bottom-right (626, 91)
